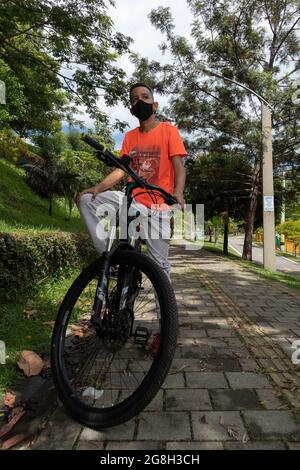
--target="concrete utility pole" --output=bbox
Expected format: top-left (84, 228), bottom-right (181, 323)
top-left (281, 171), bottom-right (286, 225)
top-left (198, 63), bottom-right (276, 271)
top-left (261, 103), bottom-right (276, 271)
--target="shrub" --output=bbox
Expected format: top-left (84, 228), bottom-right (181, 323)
top-left (0, 231), bottom-right (97, 300)
top-left (277, 220), bottom-right (300, 244)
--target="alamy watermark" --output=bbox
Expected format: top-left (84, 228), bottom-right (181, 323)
top-left (291, 340), bottom-right (300, 365)
top-left (0, 340), bottom-right (6, 364)
top-left (0, 80), bottom-right (6, 104)
top-left (94, 199), bottom-right (205, 251)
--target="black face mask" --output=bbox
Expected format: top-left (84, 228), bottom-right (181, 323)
top-left (131, 99), bottom-right (154, 121)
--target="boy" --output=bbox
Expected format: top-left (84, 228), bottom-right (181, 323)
top-left (77, 83), bottom-right (186, 275)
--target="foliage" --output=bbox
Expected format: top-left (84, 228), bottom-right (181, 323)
top-left (0, 0), bottom-right (133, 133)
top-left (0, 230), bottom-right (96, 301)
top-left (277, 220), bottom-right (300, 244)
top-left (0, 158), bottom-right (83, 232)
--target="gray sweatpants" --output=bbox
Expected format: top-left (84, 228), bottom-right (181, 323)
top-left (78, 191), bottom-right (171, 275)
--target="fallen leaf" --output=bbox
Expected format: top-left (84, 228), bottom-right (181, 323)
top-left (23, 309), bottom-right (38, 320)
top-left (70, 325), bottom-right (86, 338)
top-left (0, 407), bottom-right (25, 439)
top-left (18, 351), bottom-right (44, 377)
top-left (26, 336), bottom-right (32, 341)
top-left (219, 415), bottom-right (225, 426)
top-left (43, 321), bottom-right (55, 328)
top-left (200, 415), bottom-right (207, 423)
top-left (0, 433), bottom-right (25, 450)
top-left (242, 433), bottom-right (249, 443)
top-left (4, 391), bottom-right (16, 409)
top-left (227, 426), bottom-right (239, 440)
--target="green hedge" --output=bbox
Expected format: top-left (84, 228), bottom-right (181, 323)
top-left (0, 231), bottom-right (97, 299)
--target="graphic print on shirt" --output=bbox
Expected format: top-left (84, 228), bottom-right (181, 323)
top-left (129, 146), bottom-right (160, 184)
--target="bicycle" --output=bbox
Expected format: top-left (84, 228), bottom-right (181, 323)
top-left (51, 134), bottom-right (179, 429)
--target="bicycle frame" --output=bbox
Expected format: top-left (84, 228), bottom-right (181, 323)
top-left (90, 182), bottom-right (143, 335)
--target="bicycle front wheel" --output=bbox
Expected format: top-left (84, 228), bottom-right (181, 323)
top-left (51, 250), bottom-right (178, 429)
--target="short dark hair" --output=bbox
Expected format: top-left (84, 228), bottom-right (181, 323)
top-left (129, 83), bottom-right (154, 102)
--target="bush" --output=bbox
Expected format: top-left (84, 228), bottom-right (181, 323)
top-left (277, 220), bottom-right (300, 243)
top-left (0, 231), bottom-right (97, 300)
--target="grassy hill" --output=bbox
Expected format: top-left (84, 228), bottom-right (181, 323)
top-left (0, 158), bottom-right (84, 233)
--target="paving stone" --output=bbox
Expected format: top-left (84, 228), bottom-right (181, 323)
top-left (31, 407), bottom-right (82, 450)
top-left (191, 411), bottom-right (247, 441)
top-left (166, 442), bottom-right (223, 450)
top-left (242, 411), bottom-right (300, 440)
top-left (179, 329), bottom-right (207, 338)
top-left (256, 389), bottom-right (288, 410)
top-left (210, 389), bottom-right (263, 410)
top-left (224, 441), bottom-right (286, 450)
top-left (106, 442), bottom-right (164, 450)
top-left (80, 420), bottom-right (135, 441)
top-left (166, 389), bottom-right (212, 411)
top-left (238, 358), bottom-right (260, 372)
top-left (287, 442), bottom-right (300, 450)
top-left (77, 441), bottom-right (104, 450)
top-left (226, 372), bottom-right (272, 389)
top-left (181, 346), bottom-right (214, 359)
top-left (170, 359), bottom-right (203, 372)
top-left (145, 390), bottom-right (163, 411)
top-left (198, 357), bottom-right (241, 372)
top-left (186, 372), bottom-right (228, 389)
top-left (193, 338), bottom-right (228, 348)
top-left (206, 329), bottom-right (236, 338)
top-left (137, 412), bottom-right (191, 440)
top-left (161, 373), bottom-right (185, 389)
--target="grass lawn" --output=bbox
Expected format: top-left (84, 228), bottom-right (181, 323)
top-left (204, 240), bottom-right (300, 292)
top-left (0, 266), bottom-right (81, 394)
top-left (0, 158), bottom-right (84, 233)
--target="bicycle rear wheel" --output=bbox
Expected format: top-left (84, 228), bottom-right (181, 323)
top-left (51, 250), bottom-right (178, 429)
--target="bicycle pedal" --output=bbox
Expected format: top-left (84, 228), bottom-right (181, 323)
top-left (133, 326), bottom-right (150, 345)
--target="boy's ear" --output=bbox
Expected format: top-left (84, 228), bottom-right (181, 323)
top-left (153, 101), bottom-right (159, 113)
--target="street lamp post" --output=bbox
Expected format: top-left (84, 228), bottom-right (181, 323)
top-left (198, 64), bottom-right (276, 270)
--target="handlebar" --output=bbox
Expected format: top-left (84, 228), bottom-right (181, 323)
top-left (80, 133), bottom-right (178, 206)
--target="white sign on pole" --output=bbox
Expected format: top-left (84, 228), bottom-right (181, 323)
top-left (264, 196), bottom-right (274, 212)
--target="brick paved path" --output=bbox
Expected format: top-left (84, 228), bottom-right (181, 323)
top-left (19, 245), bottom-right (300, 450)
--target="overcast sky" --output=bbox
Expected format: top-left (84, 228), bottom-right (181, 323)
top-left (74, 0), bottom-right (194, 148)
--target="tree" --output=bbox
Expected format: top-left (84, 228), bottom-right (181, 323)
top-left (131, 0), bottom-right (300, 261)
top-left (186, 151), bottom-right (254, 254)
top-left (0, 0), bottom-right (133, 134)
top-left (277, 220), bottom-right (300, 256)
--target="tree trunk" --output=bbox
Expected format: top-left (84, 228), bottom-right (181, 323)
top-left (214, 227), bottom-right (218, 244)
top-left (208, 225), bottom-right (212, 242)
top-left (223, 208), bottom-right (229, 255)
top-left (242, 154), bottom-right (262, 261)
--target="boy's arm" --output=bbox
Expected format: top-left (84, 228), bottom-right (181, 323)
top-left (172, 156), bottom-right (186, 208)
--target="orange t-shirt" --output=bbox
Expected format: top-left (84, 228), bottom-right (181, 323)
top-left (120, 122), bottom-right (186, 209)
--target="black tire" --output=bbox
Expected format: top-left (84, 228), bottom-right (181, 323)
top-left (51, 250), bottom-right (178, 429)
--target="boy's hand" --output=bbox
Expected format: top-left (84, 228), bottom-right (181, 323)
top-left (173, 190), bottom-right (185, 209)
top-left (75, 185), bottom-right (100, 205)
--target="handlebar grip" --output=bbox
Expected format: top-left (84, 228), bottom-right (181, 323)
top-left (164, 195), bottom-right (178, 206)
top-left (80, 133), bottom-right (104, 152)
top-left (120, 154), bottom-right (133, 166)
